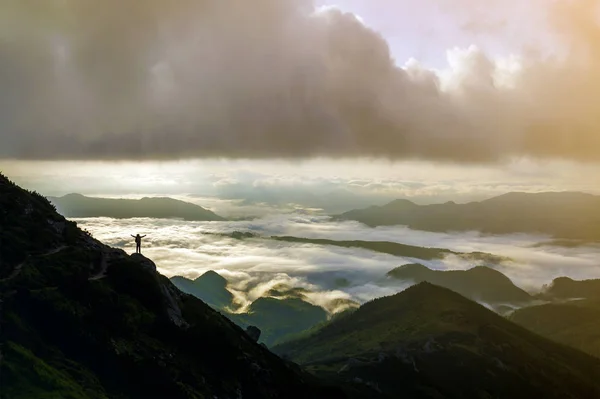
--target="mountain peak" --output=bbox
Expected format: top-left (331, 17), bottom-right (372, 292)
top-left (275, 280), bottom-right (600, 399)
top-left (387, 264), bottom-right (532, 305)
top-left (195, 270), bottom-right (227, 286)
top-left (384, 198), bottom-right (417, 209)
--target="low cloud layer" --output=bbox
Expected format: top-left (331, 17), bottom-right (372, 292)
top-left (2, 1), bottom-right (600, 162)
top-left (75, 213), bottom-right (600, 308)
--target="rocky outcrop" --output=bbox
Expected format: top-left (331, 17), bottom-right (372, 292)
top-left (246, 326), bottom-right (262, 343)
top-left (131, 252), bottom-right (157, 272)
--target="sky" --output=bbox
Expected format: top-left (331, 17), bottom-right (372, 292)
top-left (315, 0), bottom-right (551, 67)
top-left (1, 0), bottom-right (600, 200)
top-left (1, 0), bottom-right (600, 163)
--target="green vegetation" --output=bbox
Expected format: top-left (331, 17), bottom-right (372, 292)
top-left (170, 274), bottom-right (337, 347)
top-left (0, 173), bottom-right (342, 399)
top-left (540, 276), bottom-right (600, 300)
top-left (0, 174), bottom-right (80, 278)
top-left (387, 264), bottom-right (532, 306)
top-left (3, 342), bottom-right (106, 399)
top-left (510, 299), bottom-right (600, 358)
top-left (274, 283), bottom-right (600, 398)
top-left (229, 297), bottom-right (328, 347)
top-left (48, 193), bottom-right (225, 221)
top-left (171, 271), bottom-right (234, 310)
top-left (510, 275), bottom-right (600, 359)
top-left (337, 192), bottom-right (600, 240)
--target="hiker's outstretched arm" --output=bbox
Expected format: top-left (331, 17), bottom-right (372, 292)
top-left (131, 235), bottom-right (135, 238)
top-left (141, 235), bottom-right (146, 238)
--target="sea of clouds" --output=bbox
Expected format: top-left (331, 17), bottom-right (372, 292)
top-left (75, 212), bottom-right (600, 311)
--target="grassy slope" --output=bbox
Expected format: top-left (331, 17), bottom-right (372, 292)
top-left (274, 283), bottom-right (600, 399)
top-left (510, 299), bottom-right (600, 358)
top-left (229, 297), bottom-right (328, 347)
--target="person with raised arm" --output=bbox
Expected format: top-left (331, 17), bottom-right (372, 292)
top-left (131, 234), bottom-right (146, 254)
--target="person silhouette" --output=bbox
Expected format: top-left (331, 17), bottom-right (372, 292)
top-left (131, 234), bottom-right (146, 254)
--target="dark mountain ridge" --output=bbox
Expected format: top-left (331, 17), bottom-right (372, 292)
top-left (48, 193), bottom-right (225, 221)
top-left (510, 299), bottom-right (600, 359)
top-left (541, 276), bottom-right (600, 300)
top-left (272, 236), bottom-right (508, 263)
top-left (171, 273), bottom-right (331, 347)
top-left (0, 173), bottom-right (340, 398)
top-left (337, 191), bottom-right (600, 240)
top-left (387, 264), bottom-right (533, 306)
top-left (170, 271), bottom-right (234, 310)
top-left (274, 283), bottom-right (600, 398)
top-left (509, 276), bottom-right (600, 359)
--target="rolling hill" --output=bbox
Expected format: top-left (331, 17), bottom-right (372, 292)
top-left (0, 173), bottom-right (341, 398)
top-left (274, 283), bottom-right (600, 398)
top-left (337, 192), bottom-right (600, 240)
top-left (171, 273), bottom-right (336, 347)
top-left (510, 299), bottom-right (600, 359)
top-left (170, 271), bottom-right (234, 310)
top-left (230, 297), bottom-right (329, 347)
top-left (48, 193), bottom-right (225, 221)
top-left (540, 276), bottom-right (600, 300)
top-left (387, 264), bottom-right (533, 307)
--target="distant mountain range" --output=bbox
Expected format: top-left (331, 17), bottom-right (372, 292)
top-left (272, 236), bottom-right (509, 264)
top-left (337, 192), bottom-right (600, 240)
top-left (274, 283), bottom-right (600, 398)
top-left (48, 193), bottom-right (225, 221)
top-left (215, 231), bottom-right (509, 265)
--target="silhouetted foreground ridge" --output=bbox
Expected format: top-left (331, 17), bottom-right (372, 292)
top-left (0, 173), bottom-right (342, 399)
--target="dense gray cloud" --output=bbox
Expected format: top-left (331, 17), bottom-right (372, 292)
top-left (2, 1), bottom-right (600, 162)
